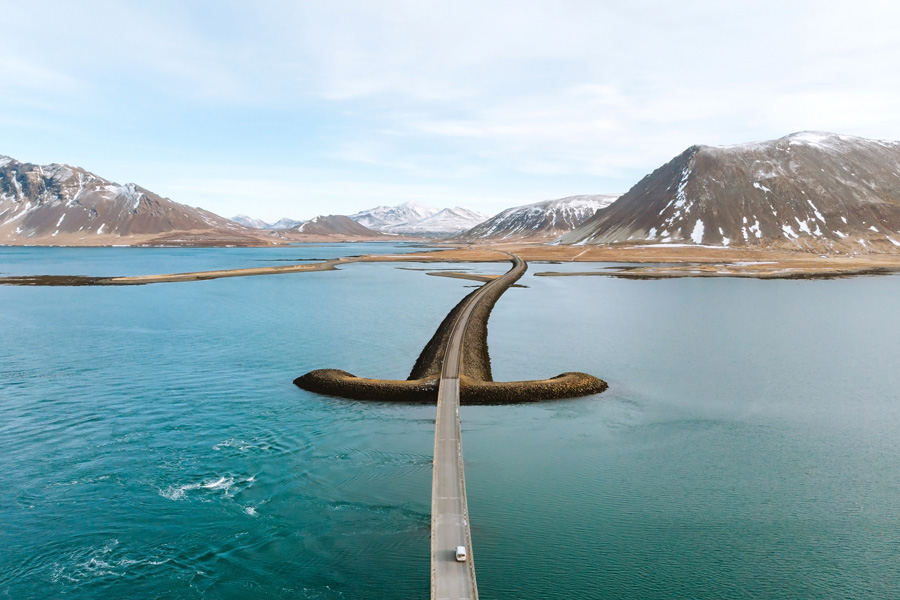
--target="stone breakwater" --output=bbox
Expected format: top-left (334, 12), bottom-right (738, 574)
top-left (294, 257), bottom-right (607, 404)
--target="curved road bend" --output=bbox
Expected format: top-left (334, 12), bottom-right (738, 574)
top-left (431, 254), bottom-right (526, 600)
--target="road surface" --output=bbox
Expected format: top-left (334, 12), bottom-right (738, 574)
top-left (431, 255), bottom-right (525, 600)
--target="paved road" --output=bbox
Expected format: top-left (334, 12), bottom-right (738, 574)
top-left (431, 255), bottom-right (525, 600)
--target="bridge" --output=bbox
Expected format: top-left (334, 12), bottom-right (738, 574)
top-left (431, 255), bottom-right (526, 600)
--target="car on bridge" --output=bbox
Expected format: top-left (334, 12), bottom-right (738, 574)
top-left (455, 546), bottom-right (467, 562)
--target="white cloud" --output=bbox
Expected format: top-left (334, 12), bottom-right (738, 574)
top-left (3, 0), bottom-right (900, 217)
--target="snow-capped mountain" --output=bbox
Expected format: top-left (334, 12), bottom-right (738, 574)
top-left (270, 217), bottom-right (303, 230)
top-left (349, 201), bottom-right (441, 231)
top-left (0, 155), bottom-right (256, 244)
top-left (230, 215), bottom-right (303, 230)
top-left (232, 214), bottom-right (270, 229)
top-left (383, 206), bottom-right (488, 236)
top-left (560, 132), bottom-right (900, 253)
top-left (457, 195), bottom-right (619, 240)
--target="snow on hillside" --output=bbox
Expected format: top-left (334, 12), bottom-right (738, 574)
top-left (458, 195), bottom-right (619, 240)
top-left (232, 214), bottom-right (270, 229)
top-left (560, 131), bottom-right (900, 253)
top-left (349, 200), bottom-right (440, 231)
top-left (0, 155), bottom-right (250, 242)
top-left (382, 206), bottom-right (488, 235)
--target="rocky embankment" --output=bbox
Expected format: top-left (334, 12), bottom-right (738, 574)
top-left (294, 257), bottom-right (607, 404)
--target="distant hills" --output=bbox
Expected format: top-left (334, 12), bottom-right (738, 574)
top-left (231, 215), bottom-right (304, 230)
top-left (457, 195), bottom-right (619, 241)
top-left (232, 214), bottom-right (278, 229)
top-left (230, 213), bottom-right (381, 237)
top-left (295, 215), bottom-right (383, 237)
top-left (235, 201), bottom-right (488, 237)
top-left (380, 206), bottom-right (489, 236)
top-left (562, 132), bottom-right (900, 253)
top-left (349, 200), bottom-right (440, 231)
top-left (348, 201), bottom-right (488, 236)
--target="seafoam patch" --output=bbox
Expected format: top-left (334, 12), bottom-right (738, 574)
top-left (159, 475), bottom-right (256, 501)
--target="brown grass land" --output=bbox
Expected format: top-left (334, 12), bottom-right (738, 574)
top-left (3, 241), bottom-right (900, 286)
top-left (361, 242), bottom-right (900, 279)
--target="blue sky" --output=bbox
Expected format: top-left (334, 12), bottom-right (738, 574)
top-left (3, 0), bottom-right (900, 221)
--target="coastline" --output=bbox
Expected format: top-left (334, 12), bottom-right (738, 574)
top-left (3, 242), bottom-right (900, 285)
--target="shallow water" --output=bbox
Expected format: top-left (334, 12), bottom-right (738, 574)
top-left (2, 245), bottom-right (899, 598)
top-left (0, 242), bottom-right (440, 277)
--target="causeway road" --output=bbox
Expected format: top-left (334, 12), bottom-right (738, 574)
top-left (431, 254), bottom-right (526, 600)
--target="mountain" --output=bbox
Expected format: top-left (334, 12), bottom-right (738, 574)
top-left (270, 217), bottom-right (303, 230)
top-left (1, 156), bottom-right (263, 245)
top-left (560, 132), bottom-right (900, 253)
top-left (349, 200), bottom-right (440, 231)
top-left (457, 195), bottom-right (619, 241)
top-left (232, 214), bottom-right (270, 229)
top-left (294, 215), bottom-right (384, 237)
top-left (383, 206), bottom-right (488, 236)
top-left (230, 215), bottom-right (303, 230)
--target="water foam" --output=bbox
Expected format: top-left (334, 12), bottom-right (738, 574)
top-left (161, 476), bottom-right (236, 500)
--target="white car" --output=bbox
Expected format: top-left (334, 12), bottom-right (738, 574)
top-left (455, 546), bottom-right (467, 562)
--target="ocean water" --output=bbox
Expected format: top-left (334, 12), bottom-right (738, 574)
top-left (2, 245), bottom-right (900, 599)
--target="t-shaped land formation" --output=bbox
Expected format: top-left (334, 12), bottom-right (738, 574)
top-left (294, 255), bottom-right (607, 404)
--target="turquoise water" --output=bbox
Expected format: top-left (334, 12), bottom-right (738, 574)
top-left (0, 242), bottom-right (439, 277)
top-left (2, 246), bottom-right (900, 598)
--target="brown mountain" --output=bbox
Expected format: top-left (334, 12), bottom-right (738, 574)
top-left (560, 132), bottom-right (900, 253)
top-left (294, 214), bottom-right (386, 237)
top-left (0, 156), bottom-right (268, 245)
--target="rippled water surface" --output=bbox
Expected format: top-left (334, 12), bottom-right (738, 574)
top-left (2, 245), bottom-right (900, 599)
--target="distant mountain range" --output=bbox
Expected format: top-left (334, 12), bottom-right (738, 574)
top-left (8, 131), bottom-right (900, 253)
top-left (457, 195), bottom-right (619, 241)
top-left (231, 215), bottom-right (303, 230)
top-left (380, 206), bottom-right (489, 236)
top-left (349, 200), bottom-right (441, 231)
top-left (0, 156), bottom-right (386, 245)
top-left (236, 201), bottom-right (489, 237)
top-left (349, 201), bottom-right (488, 236)
top-left (562, 132), bottom-right (900, 252)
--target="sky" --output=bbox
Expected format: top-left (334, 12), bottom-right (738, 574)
top-left (2, 0), bottom-right (900, 221)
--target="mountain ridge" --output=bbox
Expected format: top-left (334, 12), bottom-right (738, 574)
top-left (561, 132), bottom-right (900, 253)
top-left (0, 155), bottom-right (268, 245)
top-left (382, 206), bottom-right (488, 236)
top-left (295, 214), bottom-right (385, 237)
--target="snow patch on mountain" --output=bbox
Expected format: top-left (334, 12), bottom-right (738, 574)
top-left (560, 131), bottom-right (900, 254)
